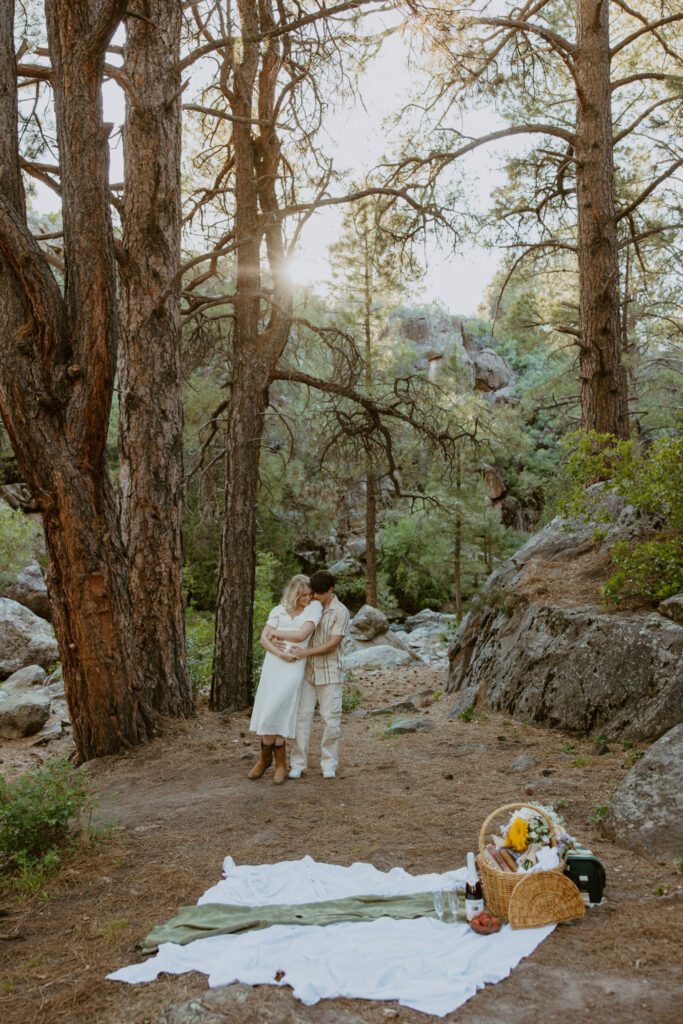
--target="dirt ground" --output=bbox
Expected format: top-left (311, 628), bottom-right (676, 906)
top-left (1, 664), bottom-right (681, 1024)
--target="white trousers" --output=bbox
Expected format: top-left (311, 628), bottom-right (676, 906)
top-left (290, 679), bottom-right (342, 773)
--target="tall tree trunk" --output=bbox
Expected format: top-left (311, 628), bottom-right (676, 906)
top-left (575, 0), bottom-right (629, 438)
top-left (454, 451), bottom-right (462, 621)
top-left (211, 361), bottom-right (269, 711)
top-left (365, 471), bottom-right (377, 606)
top-left (210, 0), bottom-right (293, 711)
top-left (211, 0), bottom-right (268, 711)
top-left (118, 0), bottom-right (192, 717)
top-left (363, 239), bottom-right (378, 606)
top-left (0, 0), bottom-right (157, 760)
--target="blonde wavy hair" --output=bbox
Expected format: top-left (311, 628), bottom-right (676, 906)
top-left (282, 574), bottom-right (312, 617)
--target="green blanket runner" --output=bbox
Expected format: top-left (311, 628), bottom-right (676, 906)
top-left (139, 890), bottom-right (466, 955)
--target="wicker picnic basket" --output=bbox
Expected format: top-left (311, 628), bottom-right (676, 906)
top-left (508, 870), bottom-right (585, 929)
top-left (477, 803), bottom-right (565, 919)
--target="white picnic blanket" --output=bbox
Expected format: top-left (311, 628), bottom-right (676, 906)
top-left (108, 855), bottom-right (554, 1016)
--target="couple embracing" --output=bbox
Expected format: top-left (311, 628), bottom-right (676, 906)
top-left (247, 570), bottom-right (350, 785)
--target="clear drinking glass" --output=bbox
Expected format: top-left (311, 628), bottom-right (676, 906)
top-left (447, 889), bottom-right (459, 922)
top-left (433, 889), bottom-right (446, 922)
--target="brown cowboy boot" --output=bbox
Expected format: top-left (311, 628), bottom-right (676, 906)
top-left (273, 742), bottom-right (287, 785)
top-left (248, 741), bottom-right (274, 779)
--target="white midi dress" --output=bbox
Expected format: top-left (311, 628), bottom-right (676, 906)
top-left (249, 601), bottom-right (322, 738)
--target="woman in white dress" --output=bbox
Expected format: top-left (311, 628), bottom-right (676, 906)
top-left (248, 575), bottom-right (322, 784)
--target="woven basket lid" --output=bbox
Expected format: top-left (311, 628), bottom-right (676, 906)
top-left (508, 871), bottom-right (585, 930)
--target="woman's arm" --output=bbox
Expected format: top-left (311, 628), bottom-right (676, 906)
top-left (260, 626), bottom-right (295, 660)
top-left (290, 633), bottom-right (344, 660)
top-left (270, 620), bottom-right (316, 643)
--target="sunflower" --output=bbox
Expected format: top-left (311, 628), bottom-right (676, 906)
top-left (506, 817), bottom-right (530, 852)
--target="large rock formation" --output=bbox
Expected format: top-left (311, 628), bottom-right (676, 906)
top-left (602, 724), bottom-right (683, 860)
top-left (446, 498), bottom-right (683, 741)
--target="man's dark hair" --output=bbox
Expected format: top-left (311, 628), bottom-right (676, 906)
top-left (310, 569), bottom-right (335, 594)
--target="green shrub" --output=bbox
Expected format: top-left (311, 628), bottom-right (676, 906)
top-left (0, 759), bottom-right (94, 882)
top-left (342, 682), bottom-right (363, 713)
top-left (0, 503), bottom-right (39, 589)
top-left (185, 608), bottom-right (215, 696)
top-left (252, 550), bottom-right (280, 687)
top-left (332, 571), bottom-right (367, 612)
top-left (379, 515), bottom-right (451, 613)
top-left (554, 431), bottom-right (683, 605)
top-left (602, 536), bottom-right (683, 604)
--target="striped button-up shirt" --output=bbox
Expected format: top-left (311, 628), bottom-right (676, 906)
top-left (304, 594), bottom-right (350, 686)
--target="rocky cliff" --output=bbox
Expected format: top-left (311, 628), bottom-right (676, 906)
top-left (445, 495), bottom-right (683, 741)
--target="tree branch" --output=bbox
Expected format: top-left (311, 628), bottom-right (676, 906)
top-left (616, 158), bottom-right (683, 222)
top-left (611, 13), bottom-right (683, 58)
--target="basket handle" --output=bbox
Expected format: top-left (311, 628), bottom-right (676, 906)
top-left (479, 802), bottom-right (558, 856)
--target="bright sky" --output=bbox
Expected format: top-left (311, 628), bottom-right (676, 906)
top-left (30, 16), bottom-right (506, 317)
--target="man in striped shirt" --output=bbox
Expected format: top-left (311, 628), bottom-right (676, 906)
top-left (287, 570), bottom-right (350, 779)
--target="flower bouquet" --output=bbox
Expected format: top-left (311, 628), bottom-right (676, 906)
top-left (486, 804), bottom-right (576, 874)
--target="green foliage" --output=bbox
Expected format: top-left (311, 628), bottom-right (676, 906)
top-left (590, 803), bottom-right (610, 820)
top-left (457, 705), bottom-right (487, 723)
top-left (252, 550), bottom-right (280, 687)
top-left (602, 536), bottom-right (683, 604)
top-left (379, 514), bottom-right (451, 613)
top-left (0, 759), bottom-right (94, 884)
top-left (0, 503), bottom-right (39, 589)
top-left (554, 431), bottom-right (683, 605)
top-left (342, 682), bottom-right (363, 713)
top-left (185, 608), bottom-right (214, 696)
top-left (332, 571), bottom-right (368, 612)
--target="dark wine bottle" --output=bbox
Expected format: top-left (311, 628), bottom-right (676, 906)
top-left (465, 851), bottom-right (484, 921)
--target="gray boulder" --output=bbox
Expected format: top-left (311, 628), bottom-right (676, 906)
top-left (327, 555), bottom-right (363, 577)
top-left (397, 625), bottom-right (450, 666)
top-left (403, 608), bottom-right (457, 634)
top-left (345, 644), bottom-right (414, 670)
top-left (602, 724), bottom-right (683, 860)
top-left (349, 605), bottom-right (390, 641)
top-left (4, 559), bottom-right (51, 620)
top-left (2, 664), bottom-right (47, 690)
top-left (659, 594), bottom-right (683, 626)
top-left (472, 348), bottom-right (516, 392)
top-left (446, 496), bottom-right (682, 741)
top-left (447, 601), bottom-right (682, 740)
top-left (0, 597), bottom-right (60, 677)
top-left (0, 690), bottom-right (50, 738)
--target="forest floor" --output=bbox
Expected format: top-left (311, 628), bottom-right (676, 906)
top-left (1, 664), bottom-right (682, 1024)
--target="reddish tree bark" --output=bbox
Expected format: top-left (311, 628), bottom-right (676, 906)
top-left (210, 0), bottom-right (293, 710)
top-left (0, 0), bottom-right (157, 759)
top-left (118, 0), bottom-right (192, 717)
top-left (575, 0), bottom-right (629, 438)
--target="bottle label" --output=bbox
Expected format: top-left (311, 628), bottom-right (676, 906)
top-left (466, 898), bottom-right (484, 921)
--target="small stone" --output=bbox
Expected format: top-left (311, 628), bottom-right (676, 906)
top-left (31, 720), bottom-right (63, 745)
top-left (444, 773), bottom-right (454, 780)
top-left (510, 754), bottom-right (537, 771)
top-left (384, 717), bottom-right (435, 736)
top-left (250, 830), bottom-right (278, 844)
top-left (593, 743), bottom-right (611, 756)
